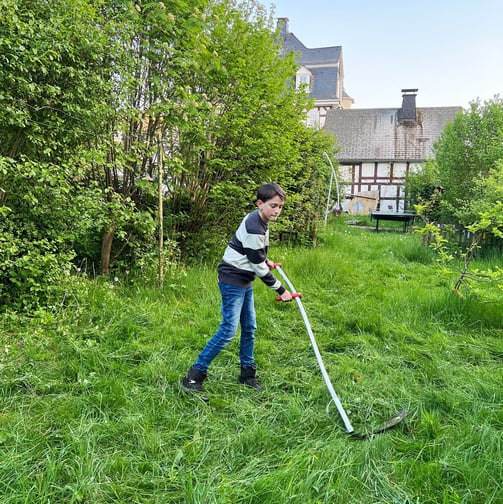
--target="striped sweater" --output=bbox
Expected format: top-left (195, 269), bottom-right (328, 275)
top-left (218, 210), bottom-right (285, 294)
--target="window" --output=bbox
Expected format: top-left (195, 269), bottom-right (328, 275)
top-left (296, 67), bottom-right (312, 91)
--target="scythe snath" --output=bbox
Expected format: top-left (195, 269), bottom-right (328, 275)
top-left (274, 265), bottom-right (407, 439)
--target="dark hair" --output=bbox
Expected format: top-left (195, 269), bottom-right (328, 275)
top-left (256, 183), bottom-right (286, 202)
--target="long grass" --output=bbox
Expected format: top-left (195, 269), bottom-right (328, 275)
top-left (0, 218), bottom-right (501, 503)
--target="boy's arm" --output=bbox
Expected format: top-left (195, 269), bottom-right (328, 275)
top-left (239, 212), bottom-right (290, 296)
top-left (244, 241), bottom-right (286, 294)
top-left (249, 257), bottom-right (285, 293)
top-left (266, 260), bottom-right (292, 301)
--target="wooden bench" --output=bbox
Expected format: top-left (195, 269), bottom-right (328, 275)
top-left (370, 211), bottom-right (416, 232)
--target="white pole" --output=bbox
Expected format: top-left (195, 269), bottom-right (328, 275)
top-left (324, 166), bottom-right (334, 225)
top-left (323, 152), bottom-right (340, 224)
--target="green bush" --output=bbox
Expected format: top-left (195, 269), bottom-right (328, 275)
top-left (0, 157), bottom-right (100, 309)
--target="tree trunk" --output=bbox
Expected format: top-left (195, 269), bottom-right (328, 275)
top-left (101, 224), bottom-right (116, 275)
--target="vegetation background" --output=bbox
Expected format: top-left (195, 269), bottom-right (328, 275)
top-left (0, 0), bottom-right (335, 311)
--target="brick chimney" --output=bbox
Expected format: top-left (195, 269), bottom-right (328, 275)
top-left (277, 17), bottom-right (289, 39)
top-left (398, 88), bottom-right (418, 123)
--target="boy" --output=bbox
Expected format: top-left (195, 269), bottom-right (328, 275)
top-left (181, 183), bottom-right (292, 401)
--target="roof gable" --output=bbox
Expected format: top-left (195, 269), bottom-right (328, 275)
top-left (278, 17), bottom-right (345, 105)
top-left (282, 32), bottom-right (342, 65)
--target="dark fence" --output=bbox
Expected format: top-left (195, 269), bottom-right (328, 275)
top-left (435, 224), bottom-right (503, 256)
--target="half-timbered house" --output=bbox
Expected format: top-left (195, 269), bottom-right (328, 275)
top-left (324, 89), bottom-right (461, 213)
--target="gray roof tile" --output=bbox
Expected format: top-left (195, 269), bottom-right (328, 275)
top-left (324, 107), bottom-right (461, 161)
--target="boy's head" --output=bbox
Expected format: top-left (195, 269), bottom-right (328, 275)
top-left (256, 183), bottom-right (286, 203)
top-left (256, 183), bottom-right (286, 224)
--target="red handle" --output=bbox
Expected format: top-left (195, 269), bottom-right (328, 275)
top-left (270, 262), bottom-right (282, 269)
top-left (275, 292), bottom-right (302, 301)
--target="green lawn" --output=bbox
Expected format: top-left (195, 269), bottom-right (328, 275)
top-left (1, 220), bottom-right (501, 503)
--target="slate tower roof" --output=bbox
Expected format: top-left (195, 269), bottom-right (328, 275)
top-left (278, 17), bottom-right (350, 106)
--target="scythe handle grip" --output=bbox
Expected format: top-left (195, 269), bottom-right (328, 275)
top-left (275, 292), bottom-right (302, 302)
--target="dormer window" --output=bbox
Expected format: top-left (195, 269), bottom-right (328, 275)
top-left (296, 67), bottom-right (312, 92)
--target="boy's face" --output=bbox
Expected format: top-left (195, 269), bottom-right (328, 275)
top-left (256, 195), bottom-right (285, 223)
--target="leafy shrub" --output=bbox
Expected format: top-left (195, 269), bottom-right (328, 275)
top-left (0, 157), bottom-right (100, 310)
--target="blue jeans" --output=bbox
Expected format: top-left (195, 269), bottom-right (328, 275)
top-left (194, 282), bottom-right (257, 373)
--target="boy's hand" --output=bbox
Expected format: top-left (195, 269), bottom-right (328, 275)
top-left (266, 260), bottom-right (276, 270)
top-left (279, 290), bottom-right (293, 302)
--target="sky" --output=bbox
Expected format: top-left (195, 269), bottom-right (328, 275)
top-left (266, 0), bottom-right (502, 109)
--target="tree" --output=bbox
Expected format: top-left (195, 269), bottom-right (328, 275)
top-left (0, 0), bottom-right (338, 311)
top-left (84, 0), bottom-right (210, 274)
top-left (433, 96), bottom-right (503, 225)
top-left (406, 160), bottom-right (444, 223)
top-left (411, 99), bottom-right (503, 300)
top-left (0, 0), bottom-right (113, 307)
top-left (163, 0), bottom-right (332, 255)
top-left (93, 0), bottom-right (333, 263)
top-left (0, 0), bottom-right (112, 160)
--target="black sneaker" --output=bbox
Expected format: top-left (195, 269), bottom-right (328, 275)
top-left (181, 366), bottom-right (209, 402)
top-left (238, 365), bottom-right (263, 391)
